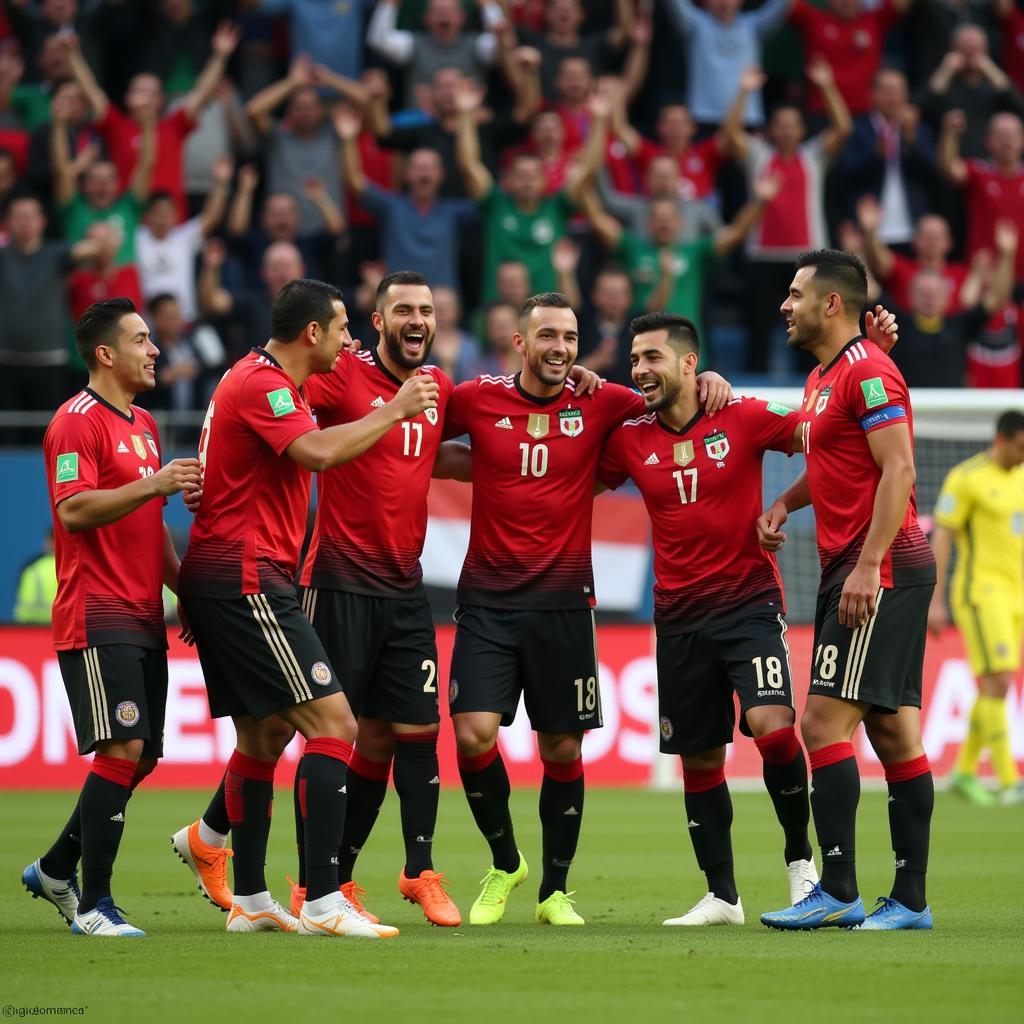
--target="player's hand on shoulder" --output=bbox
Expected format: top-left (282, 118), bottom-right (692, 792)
top-left (696, 371), bottom-right (733, 417)
top-left (756, 501), bottom-right (788, 552)
top-left (390, 373), bottom-right (439, 419)
top-left (569, 363), bottom-right (604, 395)
top-left (838, 562), bottom-right (880, 628)
top-left (865, 304), bottom-right (898, 354)
top-left (151, 458), bottom-right (203, 497)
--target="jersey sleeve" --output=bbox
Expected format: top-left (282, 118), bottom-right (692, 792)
top-left (844, 354), bottom-right (910, 434)
top-left (737, 396), bottom-right (801, 453)
top-left (598, 382), bottom-right (646, 432)
top-left (934, 465), bottom-right (973, 530)
top-left (597, 427), bottom-right (631, 490)
top-left (303, 352), bottom-right (354, 414)
top-left (238, 366), bottom-right (319, 455)
top-left (443, 380), bottom-right (477, 439)
top-left (46, 414), bottom-right (100, 506)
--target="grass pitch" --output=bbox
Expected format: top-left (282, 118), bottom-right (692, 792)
top-left (2, 787), bottom-right (1021, 1023)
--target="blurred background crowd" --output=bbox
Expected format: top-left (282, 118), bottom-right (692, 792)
top-left (3, 0), bottom-right (1024, 437)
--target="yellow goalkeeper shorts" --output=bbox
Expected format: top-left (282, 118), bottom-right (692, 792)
top-left (952, 598), bottom-right (1023, 678)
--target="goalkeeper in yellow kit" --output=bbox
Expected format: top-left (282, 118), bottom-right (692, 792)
top-left (930, 411), bottom-right (1024, 805)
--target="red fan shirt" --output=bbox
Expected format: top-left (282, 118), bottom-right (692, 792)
top-left (444, 374), bottom-right (644, 608)
top-left (179, 348), bottom-right (319, 598)
top-left (880, 254), bottom-right (968, 313)
top-left (301, 348), bottom-right (455, 597)
top-left (45, 389), bottom-right (166, 650)
top-left (963, 160), bottom-right (1024, 280)
top-left (634, 135), bottom-right (726, 203)
top-left (799, 337), bottom-right (935, 592)
top-left (599, 397), bottom-right (799, 633)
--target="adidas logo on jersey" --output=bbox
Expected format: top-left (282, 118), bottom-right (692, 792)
top-left (116, 441), bottom-right (130, 454)
top-left (110, 812), bottom-right (125, 822)
top-left (494, 416), bottom-right (513, 429)
top-left (687, 819), bottom-right (700, 830)
top-left (563, 806), bottom-right (579, 816)
top-left (428, 776), bottom-right (440, 784)
top-left (644, 452), bottom-right (659, 465)
top-left (370, 396), bottom-right (385, 408)
top-left (825, 845), bottom-right (842, 857)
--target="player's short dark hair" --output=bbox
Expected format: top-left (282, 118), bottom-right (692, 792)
top-left (147, 292), bottom-right (178, 315)
top-left (76, 297), bottom-right (137, 369)
top-left (145, 190), bottom-right (176, 211)
top-left (376, 270), bottom-right (430, 310)
top-left (996, 410), bottom-right (1024, 438)
top-left (518, 291), bottom-right (573, 331)
top-left (795, 248), bottom-right (868, 312)
top-left (270, 278), bottom-right (344, 343)
top-left (630, 311), bottom-right (700, 355)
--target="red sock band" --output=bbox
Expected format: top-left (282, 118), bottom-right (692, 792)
top-left (754, 726), bottom-right (802, 766)
top-left (457, 745), bottom-right (499, 774)
top-left (682, 765), bottom-right (726, 793)
top-left (394, 730), bottom-right (439, 745)
top-left (304, 737), bottom-right (353, 764)
top-left (349, 750), bottom-right (392, 782)
top-left (226, 749), bottom-right (278, 782)
top-left (884, 754), bottom-right (930, 784)
top-left (90, 755), bottom-right (136, 788)
top-left (809, 742), bottom-right (856, 772)
top-left (541, 756), bottom-right (584, 783)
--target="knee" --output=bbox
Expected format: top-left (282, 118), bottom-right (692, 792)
top-left (96, 738), bottom-right (145, 763)
top-left (746, 706), bottom-right (796, 739)
top-left (133, 756), bottom-right (158, 784)
top-left (356, 723), bottom-right (397, 763)
top-left (866, 718), bottom-right (922, 764)
top-left (453, 717), bottom-right (497, 757)
top-left (800, 706), bottom-right (836, 753)
top-left (682, 748), bottom-right (726, 772)
top-left (257, 721), bottom-right (296, 761)
top-left (537, 733), bottom-right (583, 763)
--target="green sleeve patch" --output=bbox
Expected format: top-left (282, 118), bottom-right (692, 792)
top-left (267, 388), bottom-right (297, 417)
top-left (766, 401), bottom-right (793, 416)
top-left (860, 377), bottom-right (889, 409)
top-left (56, 452), bottom-right (79, 483)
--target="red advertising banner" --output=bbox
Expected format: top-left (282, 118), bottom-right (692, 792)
top-left (0, 625), bottom-right (1021, 788)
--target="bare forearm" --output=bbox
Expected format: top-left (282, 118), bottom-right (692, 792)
top-left (293, 406), bottom-right (405, 472)
top-left (58, 479), bottom-right (160, 533)
top-left (163, 523), bottom-right (181, 593)
top-left (716, 198), bottom-right (765, 254)
top-left (930, 525), bottom-right (954, 604)
top-left (227, 188), bottom-right (255, 235)
top-left (777, 471), bottom-right (812, 513)
top-left (187, 53), bottom-right (230, 119)
top-left (646, 269), bottom-right (675, 311)
top-left (432, 440), bottom-right (472, 481)
top-left (342, 136), bottom-right (367, 193)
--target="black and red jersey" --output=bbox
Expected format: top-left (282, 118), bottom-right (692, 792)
top-left (301, 348), bottom-right (455, 597)
top-left (444, 373), bottom-right (644, 609)
top-left (45, 389), bottom-right (166, 649)
top-left (599, 397), bottom-right (798, 633)
top-left (799, 337), bottom-right (935, 592)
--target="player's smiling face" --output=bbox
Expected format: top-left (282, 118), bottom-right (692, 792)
top-left (782, 267), bottom-right (827, 350)
top-left (631, 330), bottom-right (691, 412)
top-left (516, 304), bottom-right (578, 391)
top-left (314, 299), bottom-right (351, 372)
top-left (103, 312), bottom-right (160, 392)
top-left (376, 284), bottom-right (436, 370)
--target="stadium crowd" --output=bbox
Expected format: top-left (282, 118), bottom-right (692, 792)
top-left (3, 0), bottom-right (1024, 420)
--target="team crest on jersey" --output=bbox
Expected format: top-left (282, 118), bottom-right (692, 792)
top-left (815, 385), bottom-right (833, 415)
top-left (449, 679), bottom-right (459, 703)
top-left (115, 701), bottom-right (140, 727)
top-left (527, 413), bottom-right (549, 439)
top-left (425, 408), bottom-right (438, 426)
top-left (311, 661), bottom-right (332, 686)
top-left (559, 408), bottom-right (584, 436)
top-left (673, 440), bottom-right (694, 466)
top-left (660, 716), bottom-right (674, 741)
top-left (130, 434), bottom-right (147, 459)
top-left (143, 430), bottom-right (158, 457)
top-left (703, 430), bottom-right (730, 464)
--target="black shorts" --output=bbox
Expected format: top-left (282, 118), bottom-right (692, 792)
top-left (300, 587), bottom-right (439, 724)
top-left (810, 582), bottom-right (933, 713)
top-left (182, 592), bottom-right (342, 720)
top-left (655, 611), bottom-right (795, 755)
top-left (449, 605), bottom-right (601, 733)
top-left (57, 645), bottom-right (167, 757)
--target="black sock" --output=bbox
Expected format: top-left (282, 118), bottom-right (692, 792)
top-left (683, 765), bottom-right (737, 905)
top-left (809, 743), bottom-right (860, 904)
top-left (299, 739), bottom-right (351, 902)
top-left (77, 756), bottom-right (135, 913)
top-left (338, 753), bottom-right (390, 884)
top-left (457, 745), bottom-right (519, 872)
top-left (225, 751), bottom-right (276, 898)
top-left (202, 773), bottom-right (230, 836)
top-left (755, 728), bottom-right (813, 864)
top-left (293, 769), bottom-right (306, 888)
top-left (885, 756), bottom-right (933, 913)
top-left (538, 757), bottom-right (584, 901)
top-left (394, 733), bottom-right (440, 878)
top-left (40, 795), bottom-right (82, 880)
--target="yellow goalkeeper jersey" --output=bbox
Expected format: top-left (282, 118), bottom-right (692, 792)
top-left (934, 452), bottom-right (1024, 610)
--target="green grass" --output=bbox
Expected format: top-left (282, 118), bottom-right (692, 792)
top-left (1, 788), bottom-right (1021, 1022)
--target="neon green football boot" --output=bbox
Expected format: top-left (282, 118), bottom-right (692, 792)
top-left (535, 890), bottom-right (585, 926)
top-left (469, 853), bottom-right (528, 925)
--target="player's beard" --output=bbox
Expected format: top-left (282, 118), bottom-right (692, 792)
top-left (526, 347), bottom-right (571, 387)
top-left (383, 323), bottom-right (434, 370)
top-left (785, 311), bottom-right (824, 350)
top-left (641, 373), bottom-right (681, 412)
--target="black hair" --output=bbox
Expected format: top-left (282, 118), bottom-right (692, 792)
top-left (376, 270), bottom-right (430, 310)
top-left (794, 248), bottom-right (868, 313)
top-left (996, 410), bottom-right (1024, 439)
top-left (629, 311), bottom-right (699, 355)
top-left (147, 292), bottom-right (178, 315)
top-left (269, 278), bottom-right (344, 343)
top-left (146, 190), bottom-right (176, 211)
top-left (519, 291), bottom-right (572, 330)
top-left (76, 297), bottom-right (137, 369)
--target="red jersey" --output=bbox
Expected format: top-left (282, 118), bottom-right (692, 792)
top-left (881, 254), bottom-right (968, 313)
top-left (97, 106), bottom-right (196, 221)
top-left (68, 266), bottom-right (143, 322)
top-left (179, 348), bottom-right (319, 598)
top-left (301, 348), bottom-right (455, 597)
top-left (789, 0), bottom-right (901, 116)
top-left (1002, 5), bottom-right (1024, 94)
top-left (444, 374), bottom-right (644, 608)
top-left (634, 136), bottom-right (726, 203)
top-left (598, 398), bottom-right (798, 634)
top-left (45, 389), bottom-right (166, 650)
top-left (963, 160), bottom-right (1024, 280)
top-left (799, 337), bottom-right (935, 592)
